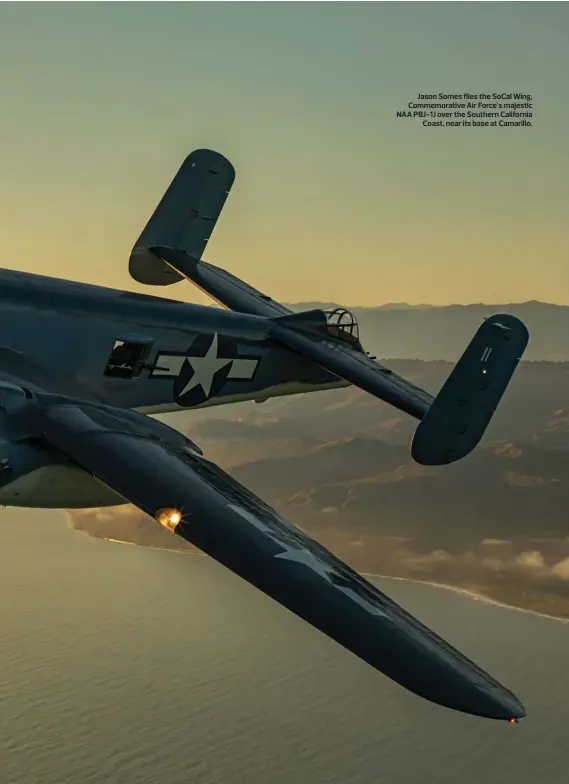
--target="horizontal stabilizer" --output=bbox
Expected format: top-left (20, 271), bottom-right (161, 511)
top-left (150, 246), bottom-right (292, 317)
top-left (411, 315), bottom-right (529, 465)
top-left (271, 317), bottom-right (433, 420)
top-left (130, 149), bottom-right (235, 286)
top-left (271, 309), bottom-right (331, 330)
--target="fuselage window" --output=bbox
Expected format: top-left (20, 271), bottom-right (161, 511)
top-left (104, 339), bottom-right (153, 379)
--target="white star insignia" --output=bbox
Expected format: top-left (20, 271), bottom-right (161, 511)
top-left (273, 545), bottom-right (336, 581)
top-left (179, 333), bottom-right (232, 398)
top-left (228, 504), bottom-right (386, 617)
top-left (153, 334), bottom-right (260, 401)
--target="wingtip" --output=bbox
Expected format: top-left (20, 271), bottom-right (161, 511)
top-left (472, 685), bottom-right (526, 723)
top-left (507, 694), bottom-right (527, 722)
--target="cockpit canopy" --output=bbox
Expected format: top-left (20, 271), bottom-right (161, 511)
top-left (323, 307), bottom-right (360, 345)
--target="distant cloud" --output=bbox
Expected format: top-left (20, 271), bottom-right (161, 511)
top-left (551, 558), bottom-right (569, 580)
top-left (399, 545), bottom-right (569, 583)
top-left (516, 550), bottom-right (546, 571)
top-left (67, 506), bottom-right (569, 589)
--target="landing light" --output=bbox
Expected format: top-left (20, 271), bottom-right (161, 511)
top-left (508, 717), bottom-right (519, 725)
top-left (155, 508), bottom-right (182, 532)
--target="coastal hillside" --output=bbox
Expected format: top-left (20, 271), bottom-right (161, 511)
top-left (68, 358), bottom-right (569, 619)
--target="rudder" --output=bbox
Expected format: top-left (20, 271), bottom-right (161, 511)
top-left (129, 149), bottom-right (235, 286)
top-left (411, 314), bottom-right (529, 465)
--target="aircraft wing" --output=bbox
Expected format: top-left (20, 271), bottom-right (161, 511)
top-left (35, 397), bottom-right (524, 722)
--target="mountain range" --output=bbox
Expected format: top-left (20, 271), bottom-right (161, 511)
top-left (68, 301), bottom-right (569, 619)
top-left (287, 300), bottom-right (568, 361)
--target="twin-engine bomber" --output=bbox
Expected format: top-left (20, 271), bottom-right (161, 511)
top-left (0, 148), bottom-right (528, 722)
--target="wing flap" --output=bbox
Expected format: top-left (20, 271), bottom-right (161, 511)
top-left (39, 402), bottom-right (524, 721)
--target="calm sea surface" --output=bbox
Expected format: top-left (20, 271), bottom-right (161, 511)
top-left (2, 509), bottom-right (568, 784)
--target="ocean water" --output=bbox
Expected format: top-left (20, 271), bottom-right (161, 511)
top-left (2, 509), bottom-right (569, 784)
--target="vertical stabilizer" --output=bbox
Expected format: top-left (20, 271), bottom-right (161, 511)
top-left (129, 149), bottom-right (235, 286)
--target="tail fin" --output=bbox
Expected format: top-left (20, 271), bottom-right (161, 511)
top-left (411, 315), bottom-right (529, 465)
top-left (129, 149), bottom-right (235, 286)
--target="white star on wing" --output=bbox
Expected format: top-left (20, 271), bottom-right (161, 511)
top-left (273, 545), bottom-right (335, 581)
top-left (336, 586), bottom-right (387, 617)
top-left (179, 334), bottom-right (232, 399)
top-left (228, 504), bottom-right (298, 543)
top-left (228, 503), bottom-right (386, 617)
top-left (277, 547), bottom-right (386, 616)
top-left (229, 504), bottom-right (334, 579)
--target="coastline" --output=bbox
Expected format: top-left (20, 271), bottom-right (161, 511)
top-left (93, 530), bottom-right (569, 625)
top-left (364, 572), bottom-right (569, 625)
top-left (105, 537), bottom-right (194, 555)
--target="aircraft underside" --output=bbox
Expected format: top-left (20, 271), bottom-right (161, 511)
top-left (0, 373), bottom-right (347, 509)
top-left (0, 462), bottom-right (125, 508)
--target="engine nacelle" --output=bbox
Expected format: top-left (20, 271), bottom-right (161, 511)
top-left (0, 372), bottom-right (204, 509)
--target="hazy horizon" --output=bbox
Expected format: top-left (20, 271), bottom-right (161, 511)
top-left (287, 298), bottom-right (566, 308)
top-left (0, 3), bottom-right (566, 306)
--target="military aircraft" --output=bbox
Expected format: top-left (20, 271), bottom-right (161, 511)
top-left (0, 149), bottom-right (528, 722)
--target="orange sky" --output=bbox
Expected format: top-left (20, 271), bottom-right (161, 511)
top-left (0, 3), bottom-right (566, 306)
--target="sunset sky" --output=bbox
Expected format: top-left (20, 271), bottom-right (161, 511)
top-left (0, 3), bottom-right (567, 306)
